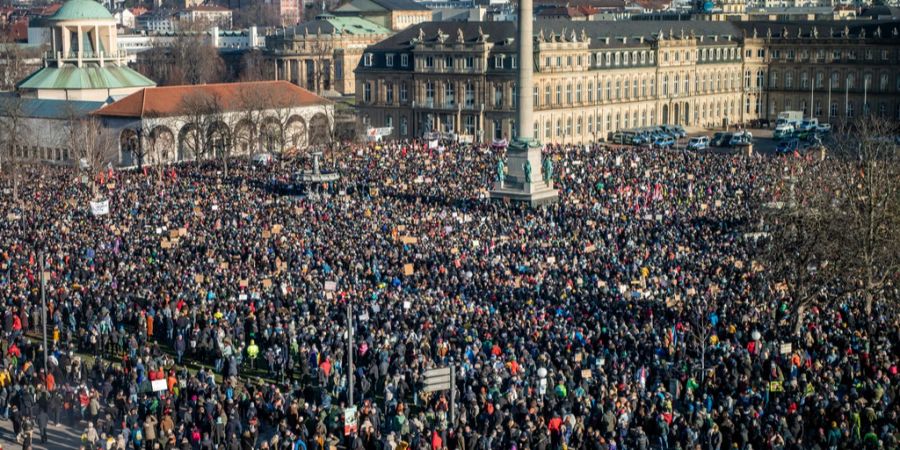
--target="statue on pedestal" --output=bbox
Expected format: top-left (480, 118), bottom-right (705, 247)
top-left (523, 160), bottom-right (532, 184)
top-left (497, 160), bottom-right (505, 185)
top-left (542, 158), bottom-right (553, 185)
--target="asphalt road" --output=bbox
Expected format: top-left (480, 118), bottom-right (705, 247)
top-left (0, 416), bottom-right (87, 450)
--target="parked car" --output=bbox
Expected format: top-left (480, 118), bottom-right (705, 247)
top-left (729, 131), bottom-right (753, 146)
top-left (816, 123), bottom-right (832, 133)
top-left (687, 136), bottom-right (709, 150)
top-left (711, 132), bottom-right (733, 147)
top-left (654, 136), bottom-right (676, 148)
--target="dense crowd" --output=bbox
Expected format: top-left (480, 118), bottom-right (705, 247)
top-left (0, 140), bottom-right (897, 450)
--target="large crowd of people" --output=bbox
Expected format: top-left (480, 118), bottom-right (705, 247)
top-left (0, 140), bottom-right (897, 450)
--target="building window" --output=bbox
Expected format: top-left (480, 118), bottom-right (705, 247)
top-left (545, 86), bottom-right (551, 105)
top-left (386, 54), bottom-right (394, 67)
top-left (364, 82), bottom-right (372, 102)
top-left (830, 102), bottom-right (837, 117)
top-left (494, 120), bottom-right (503, 140)
top-left (400, 83), bottom-right (408, 102)
top-left (847, 102), bottom-right (854, 118)
top-left (605, 113), bottom-right (611, 133)
top-left (401, 54), bottom-right (408, 67)
top-left (566, 84), bottom-right (572, 104)
top-left (587, 115), bottom-right (593, 133)
top-left (556, 85), bottom-right (562, 104)
top-left (400, 116), bottom-right (408, 135)
top-left (847, 74), bottom-right (855, 90)
top-left (444, 82), bottom-right (455, 107)
top-left (545, 120), bottom-right (551, 139)
top-left (623, 79), bottom-right (630, 99)
top-left (386, 83), bottom-right (394, 104)
top-left (464, 115), bottom-right (475, 135)
top-left (494, 84), bottom-right (503, 108)
top-left (425, 56), bottom-right (434, 68)
top-left (495, 55), bottom-right (504, 69)
top-left (385, 115), bottom-right (393, 129)
top-left (800, 72), bottom-right (808, 89)
top-left (462, 56), bottom-right (473, 69)
top-left (785, 72), bottom-right (793, 89)
top-left (511, 56), bottom-right (517, 69)
top-left (444, 55), bottom-right (453, 70)
top-left (815, 101), bottom-right (822, 116)
top-left (555, 119), bottom-right (561, 137)
top-left (576, 83), bottom-right (582, 103)
top-left (533, 86), bottom-right (539, 107)
top-left (426, 81), bottom-right (435, 103)
top-left (364, 53), bottom-right (373, 67)
top-left (587, 82), bottom-right (593, 102)
top-left (641, 79), bottom-right (647, 98)
top-left (565, 118), bottom-right (572, 136)
top-left (662, 75), bottom-right (668, 96)
top-left (880, 74), bottom-right (888, 91)
top-left (465, 83), bottom-right (475, 107)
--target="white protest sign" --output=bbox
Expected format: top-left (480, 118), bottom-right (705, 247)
top-left (151, 379), bottom-right (168, 392)
top-left (90, 200), bottom-right (110, 216)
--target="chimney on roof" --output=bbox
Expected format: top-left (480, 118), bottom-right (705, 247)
top-left (622, 36), bottom-right (627, 43)
top-left (713, 35), bottom-right (718, 41)
top-left (605, 36), bottom-right (610, 44)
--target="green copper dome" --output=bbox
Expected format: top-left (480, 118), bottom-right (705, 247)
top-left (50, 0), bottom-right (114, 21)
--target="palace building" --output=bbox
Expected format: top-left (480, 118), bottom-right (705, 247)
top-left (353, 20), bottom-right (900, 144)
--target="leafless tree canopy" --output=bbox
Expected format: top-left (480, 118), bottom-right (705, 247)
top-left (756, 117), bottom-right (900, 334)
top-left (135, 35), bottom-right (226, 86)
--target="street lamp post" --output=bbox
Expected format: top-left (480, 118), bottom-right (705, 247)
top-left (40, 252), bottom-right (48, 374)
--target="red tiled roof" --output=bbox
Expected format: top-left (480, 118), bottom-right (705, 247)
top-left (95, 81), bottom-right (330, 118)
top-left (130, 6), bottom-right (148, 16)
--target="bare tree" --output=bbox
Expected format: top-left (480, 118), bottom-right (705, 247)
top-left (828, 118), bottom-right (900, 316)
top-left (136, 34), bottom-right (225, 86)
top-left (238, 49), bottom-right (270, 82)
top-left (756, 156), bottom-right (849, 336)
top-left (139, 113), bottom-right (176, 183)
top-left (0, 95), bottom-right (27, 201)
top-left (178, 90), bottom-right (224, 161)
top-left (0, 32), bottom-right (35, 91)
top-left (68, 115), bottom-right (116, 198)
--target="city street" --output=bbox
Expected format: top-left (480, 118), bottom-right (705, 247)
top-left (0, 417), bottom-right (84, 450)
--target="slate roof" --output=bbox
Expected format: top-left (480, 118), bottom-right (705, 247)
top-left (0, 94), bottom-right (105, 119)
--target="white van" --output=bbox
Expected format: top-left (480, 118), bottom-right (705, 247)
top-left (687, 136), bottom-right (709, 150)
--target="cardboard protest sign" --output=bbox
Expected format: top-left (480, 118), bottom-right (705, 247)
top-left (400, 236), bottom-right (418, 244)
top-left (324, 281), bottom-right (337, 291)
top-left (403, 264), bottom-right (414, 275)
top-left (194, 275), bottom-right (204, 283)
top-left (239, 279), bottom-right (249, 288)
top-left (262, 279), bottom-right (272, 289)
top-left (161, 240), bottom-right (171, 249)
top-left (780, 343), bottom-right (792, 354)
top-left (262, 230), bottom-right (271, 239)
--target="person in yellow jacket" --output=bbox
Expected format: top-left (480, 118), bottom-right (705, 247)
top-left (247, 340), bottom-right (259, 370)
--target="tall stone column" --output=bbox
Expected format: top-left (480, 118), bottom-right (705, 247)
top-left (489, 0), bottom-right (558, 206)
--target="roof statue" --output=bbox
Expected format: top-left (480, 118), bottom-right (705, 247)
top-left (893, 27), bottom-right (898, 37)
top-left (843, 25), bottom-right (849, 37)
top-left (812, 27), bottom-right (818, 39)
top-left (858, 28), bottom-right (865, 38)
top-left (457, 27), bottom-right (465, 43)
top-left (659, 29), bottom-right (665, 39)
top-left (561, 27), bottom-right (567, 42)
top-left (478, 26), bottom-right (486, 42)
top-left (418, 27), bottom-right (425, 41)
top-left (690, 29), bottom-right (695, 38)
top-left (766, 27), bottom-right (772, 39)
top-left (680, 28), bottom-right (684, 39)
top-left (797, 27), bottom-right (802, 38)
top-left (436, 28), bottom-right (446, 43)
top-left (874, 26), bottom-right (880, 38)
top-left (782, 26), bottom-right (788, 38)
top-left (581, 29), bottom-right (588, 42)
top-left (538, 28), bottom-right (545, 42)
top-left (752, 27), bottom-right (757, 38)
top-left (570, 28), bottom-right (577, 42)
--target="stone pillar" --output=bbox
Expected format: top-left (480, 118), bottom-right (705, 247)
top-left (489, 0), bottom-right (558, 206)
top-left (517, 0), bottom-right (534, 140)
top-left (76, 25), bottom-right (82, 67)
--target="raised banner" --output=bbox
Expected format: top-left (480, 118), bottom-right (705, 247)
top-left (90, 200), bottom-right (110, 216)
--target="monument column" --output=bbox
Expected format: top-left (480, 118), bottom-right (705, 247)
top-left (489, 0), bottom-right (558, 206)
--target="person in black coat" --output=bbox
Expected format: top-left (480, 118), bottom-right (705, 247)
top-left (37, 409), bottom-right (49, 444)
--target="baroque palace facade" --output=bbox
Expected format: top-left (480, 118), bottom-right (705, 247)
top-left (354, 20), bottom-right (900, 144)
